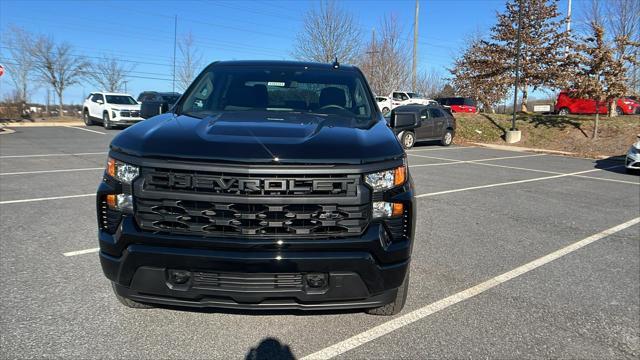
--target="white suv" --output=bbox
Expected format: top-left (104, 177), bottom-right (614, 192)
top-left (389, 91), bottom-right (436, 109)
top-left (83, 92), bottom-right (143, 129)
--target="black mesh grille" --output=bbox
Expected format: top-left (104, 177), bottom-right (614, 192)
top-left (135, 198), bottom-right (369, 238)
top-left (192, 272), bottom-right (304, 291)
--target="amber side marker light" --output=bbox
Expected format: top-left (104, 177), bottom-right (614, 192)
top-left (392, 202), bottom-right (404, 217)
top-left (394, 165), bottom-right (407, 187)
top-left (106, 194), bottom-right (117, 209)
top-left (106, 158), bottom-right (116, 178)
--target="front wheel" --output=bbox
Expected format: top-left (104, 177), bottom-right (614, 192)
top-left (440, 129), bottom-right (453, 146)
top-left (558, 107), bottom-right (570, 116)
top-left (616, 107), bottom-right (624, 116)
top-left (400, 131), bottom-right (415, 149)
top-left (83, 110), bottom-right (93, 125)
top-left (366, 269), bottom-right (410, 316)
top-left (103, 112), bottom-right (113, 130)
top-left (382, 107), bottom-right (390, 114)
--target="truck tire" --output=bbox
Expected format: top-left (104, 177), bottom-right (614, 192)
top-left (400, 131), bottom-right (415, 149)
top-left (366, 269), bottom-right (410, 316)
top-left (382, 107), bottom-right (390, 114)
top-left (558, 107), bottom-right (570, 116)
top-left (616, 107), bottom-right (624, 116)
top-left (440, 129), bottom-right (453, 146)
top-left (83, 109), bottom-right (93, 125)
top-left (103, 112), bottom-right (113, 130)
top-left (111, 283), bottom-right (153, 309)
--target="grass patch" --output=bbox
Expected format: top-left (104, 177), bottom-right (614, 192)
top-left (455, 113), bottom-right (640, 158)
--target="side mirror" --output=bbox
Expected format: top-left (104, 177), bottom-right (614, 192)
top-left (388, 112), bottom-right (396, 128)
top-left (96, 100), bottom-right (104, 104)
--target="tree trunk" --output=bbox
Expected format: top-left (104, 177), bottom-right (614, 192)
top-left (592, 111), bottom-right (599, 140)
top-left (58, 90), bottom-right (64, 118)
top-left (608, 99), bottom-right (618, 117)
top-left (520, 87), bottom-right (528, 113)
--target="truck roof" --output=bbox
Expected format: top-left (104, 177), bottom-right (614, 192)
top-left (210, 60), bottom-right (360, 71)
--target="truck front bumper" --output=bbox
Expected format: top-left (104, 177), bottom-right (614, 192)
top-left (100, 214), bottom-right (414, 311)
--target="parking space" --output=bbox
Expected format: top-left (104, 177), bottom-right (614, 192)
top-left (1, 126), bottom-right (638, 359)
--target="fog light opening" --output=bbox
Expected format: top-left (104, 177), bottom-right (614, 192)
top-left (305, 273), bottom-right (328, 288)
top-left (169, 270), bottom-right (191, 285)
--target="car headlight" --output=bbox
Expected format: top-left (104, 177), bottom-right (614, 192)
top-left (365, 165), bottom-right (407, 191)
top-left (106, 157), bottom-right (139, 184)
top-left (630, 146), bottom-right (639, 155)
top-left (372, 201), bottom-right (404, 218)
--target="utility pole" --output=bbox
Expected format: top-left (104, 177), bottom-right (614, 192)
top-left (46, 89), bottom-right (50, 116)
top-left (412, 0), bottom-right (419, 91)
top-left (565, 0), bottom-right (572, 54)
top-left (123, 80), bottom-right (128, 94)
top-left (366, 28), bottom-right (380, 93)
top-left (511, 0), bottom-right (523, 132)
top-left (172, 15), bottom-right (177, 93)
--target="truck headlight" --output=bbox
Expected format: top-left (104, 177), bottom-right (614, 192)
top-left (105, 193), bottom-right (134, 213)
top-left (106, 157), bottom-right (139, 184)
top-left (365, 165), bottom-right (406, 191)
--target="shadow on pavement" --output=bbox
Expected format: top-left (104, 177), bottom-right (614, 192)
top-left (594, 156), bottom-right (631, 174)
top-left (245, 337), bottom-right (296, 360)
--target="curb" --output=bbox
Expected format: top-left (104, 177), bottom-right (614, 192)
top-left (469, 142), bottom-right (622, 160)
top-left (1, 121), bottom-right (85, 127)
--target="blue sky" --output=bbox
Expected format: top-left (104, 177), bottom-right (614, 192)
top-left (0, 0), bottom-right (572, 105)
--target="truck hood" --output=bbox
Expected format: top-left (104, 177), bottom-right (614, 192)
top-left (109, 112), bottom-right (404, 164)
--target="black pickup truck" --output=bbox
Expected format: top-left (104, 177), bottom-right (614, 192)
top-left (97, 60), bottom-right (416, 315)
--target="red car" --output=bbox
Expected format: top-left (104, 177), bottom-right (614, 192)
top-left (435, 97), bottom-right (477, 113)
top-left (556, 91), bottom-right (640, 115)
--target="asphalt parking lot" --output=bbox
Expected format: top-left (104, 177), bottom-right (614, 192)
top-left (1, 125), bottom-right (638, 359)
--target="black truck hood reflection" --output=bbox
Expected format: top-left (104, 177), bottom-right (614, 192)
top-left (109, 112), bottom-right (404, 164)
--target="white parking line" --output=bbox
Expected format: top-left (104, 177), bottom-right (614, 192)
top-left (63, 125), bottom-right (107, 135)
top-left (0, 167), bottom-right (103, 176)
top-left (301, 217), bottom-right (640, 360)
top-left (63, 248), bottom-right (100, 257)
top-left (0, 152), bottom-right (107, 159)
top-left (415, 166), bottom-right (622, 198)
top-left (0, 193), bottom-right (94, 205)
top-left (408, 153), bottom-right (545, 162)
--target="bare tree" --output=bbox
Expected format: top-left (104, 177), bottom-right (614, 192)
top-left (414, 69), bottom-right (446, 99)
top-left (87, 56), bottom-right (135, 92)
top-left (29, 35), bottom-right (89, 116)
top-left (4, 26), bottom-right (36, 107)
top-left (177, 32), bottom-right (204, 91)
top-left (292, 0), bottom-right (362, 64)
top-left (360, 15), bottom-right (411, 96)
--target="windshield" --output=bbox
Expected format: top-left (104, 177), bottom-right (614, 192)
top-left (106, 95), bottom-right (137, 105)
top-left (441, 97), bottom-right (476, 106)
top-left (179, 65), bottom-right (375, 126)
top-left (407, 92), bottom-right (423, 99)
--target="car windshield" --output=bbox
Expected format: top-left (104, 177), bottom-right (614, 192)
top-left (443, 97), bottom-right (476, 106)
top-left (407, 92), bottom-right (423, 99)
top-left (178, 65), bottom-right (375, 126)
top-left (106, 95), bottom-right (137, 105)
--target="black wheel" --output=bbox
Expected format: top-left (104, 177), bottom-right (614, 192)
top-left (616, 107), bottom-right (624, 116)
top-left (558, 107), bottom-right (570, 116)
top-left (382, 107), bottom-right (390, 114)
top-left (83, 110), bottom-right (93, 125)
top-left (626, 168), bottom-right (639, 175)
top-left (400, 131), bottom-right (415, 149)
top-left (111, 283), bottom-right (153, 309)
top-left (103, 112), bottom-right (113, 130)
top-left (366, 268), bottom-right (410, 316)
top-left (440, 129), bottom-right (453, 146)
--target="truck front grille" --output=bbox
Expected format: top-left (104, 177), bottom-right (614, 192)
top-left (192, 272), bottom-right (304, 291)
top-left (135, 198), bottom-right (369, 238)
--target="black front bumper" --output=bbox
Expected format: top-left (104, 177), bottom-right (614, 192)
top-left (100, 215), bottom-right (413, 310)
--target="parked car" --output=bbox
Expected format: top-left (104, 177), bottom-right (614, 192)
top-left (137, 91), bottom-right (181, 119)
top-left (626, 135), bottom-right (640, 174)
top-left (435, 97), bottom-right (477, 113)
top-left (555, 91), bottom-right (640, 115)
top-left (388, 104), bottom-right (456, 149)
top-left (375, 96), bottom-right (392, 114)
top-left (389, 91), bottom-right (435, 108)
top-left (83, 92), bottom-right (143, 129)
